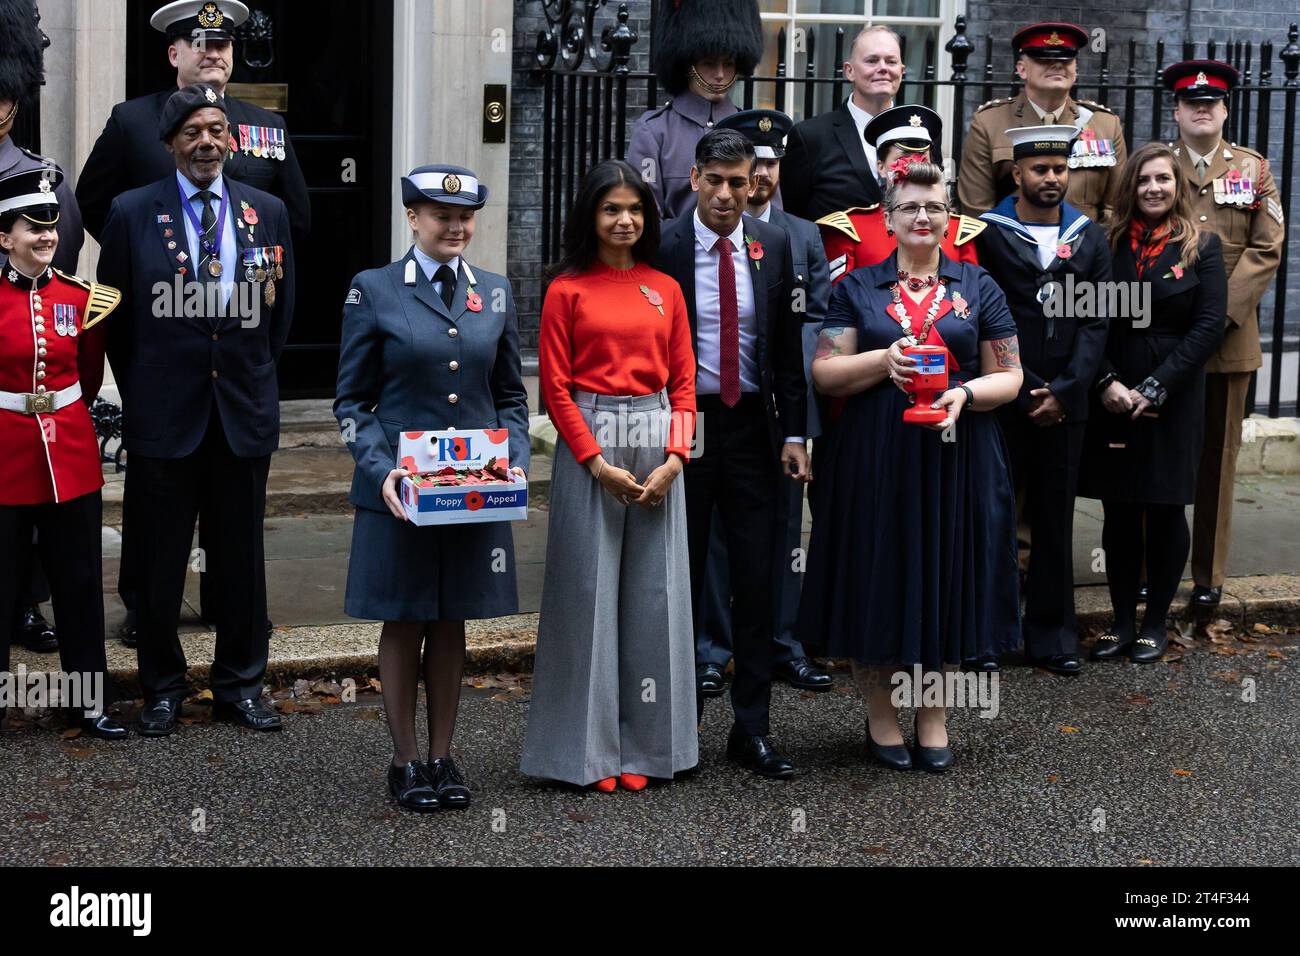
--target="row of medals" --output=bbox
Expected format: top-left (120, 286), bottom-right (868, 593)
top-left (204, 255), bottom-right (283, 305)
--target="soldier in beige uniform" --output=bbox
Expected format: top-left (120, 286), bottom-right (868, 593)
top-left (959, 22), bottom-right (1126, 223)
top-left (1162, 60), bottom-right (1285, 607)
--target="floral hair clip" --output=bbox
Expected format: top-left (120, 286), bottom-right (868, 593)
top-left (890, 153), bottom-right (924, 185)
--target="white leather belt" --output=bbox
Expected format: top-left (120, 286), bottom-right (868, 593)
top-left (0, 381), bottom-right (82, 415)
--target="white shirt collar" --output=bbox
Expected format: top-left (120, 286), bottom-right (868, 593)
top-left (1185, 141), bottom-right (1223, 169)
top-left (694, 209), bottom-right (746, 254)
top-left (844, 96), bottom-right (875, 138)
top-left (751, 203), bottom-right (772, 223)
top-left (412, 245), bottom-right (459, 283)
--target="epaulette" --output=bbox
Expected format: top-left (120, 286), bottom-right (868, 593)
top-left (1228, 142), bottom-right (1264, 159)
top-left (815, 210), bottom-right (860, 242)
top-left (1076, 99), bottom-right (1115, 115)
top-left (975, 98), bottom-right (1012, 113)
top-left (55, 270), bottom-right (122, 331)
top-left (953, 215), bottom-right (986, 246)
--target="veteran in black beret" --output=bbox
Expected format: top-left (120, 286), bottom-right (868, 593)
top-left (334, 163), bottom-right (528, 812)
top-left (95, 82), bottom-right (295, 737)
top-left (77, 0), bottom-right (310, 648)
top-left (699, 108), bottom-right (834, 696)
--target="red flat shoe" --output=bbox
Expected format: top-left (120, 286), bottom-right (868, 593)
top-left (593, 777), bottom-right (617, 793)
top-left (618, 773), bottom-right (648, 791)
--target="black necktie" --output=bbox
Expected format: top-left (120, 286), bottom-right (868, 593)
top-left (196, 189), bottom-right (218, 282)
top-left (435, 264), bottom-right (456, 309)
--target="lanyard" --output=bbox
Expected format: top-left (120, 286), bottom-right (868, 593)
top-left (180, 180), bottom-right (230, 267)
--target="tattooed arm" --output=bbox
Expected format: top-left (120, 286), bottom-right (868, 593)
top-left (960, 334), bottom-right (1025, 411)
top-left (810, 283), bottom-right (894, 396)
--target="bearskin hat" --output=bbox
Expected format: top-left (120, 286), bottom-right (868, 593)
top-left (652, 0), bottom-right (765, 96)
top-left (0, 0), bottom-right (45, 105)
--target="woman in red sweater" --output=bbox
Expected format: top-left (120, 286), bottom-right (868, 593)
top-left (521, 160), bottom-right (698, 791)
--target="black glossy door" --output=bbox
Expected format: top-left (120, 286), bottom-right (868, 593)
top-left (125, 0), bottom-right (393, 397)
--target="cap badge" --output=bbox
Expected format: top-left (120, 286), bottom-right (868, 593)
top-left (1045, 31), bottom-right (1064, 45)
top-left (204, 87), bottom-right (218, 104)
top-left (758, 117), bottom-right (772, 133)
top-left (442, 173), bottom-right (462, 195)
top-left (198, 3), bottom-right (224, 29)
top-left (908, 114), bottom-right (922, 127)
top-left (1195, 71), bottom-right (1208, 86)
top-left (37, 178), bottom-right (52, 194)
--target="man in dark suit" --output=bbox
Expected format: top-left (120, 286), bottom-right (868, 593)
top-left (96, 85), bottom-right (295, 736)
top-left (653, 128), bottom-right (809, 778)
top-left (703, 108), bottom-right (833, 696)
top-left (77, 1), bottom-right (309, 647)
top-left (780, 25), bottom-right (903, 221)
top-left (974, 125), bottom-right (1110, 676)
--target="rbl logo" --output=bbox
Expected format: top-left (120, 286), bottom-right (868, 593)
top-left (438, 436), bottom-right (473, 460)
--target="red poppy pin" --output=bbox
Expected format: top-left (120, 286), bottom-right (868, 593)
top-left (745, 235), bottom-right (764, 269)
top-left (466, 287), bottom-right (483, 312)
top-left (952, 292), bottom-right (970, 318)
top-left (1164, 263), bottom-right (1185, 280)
top-left (639, 284), bottom-right (664, 315)
top-left (1056, 242), bottom-right (1073, 259)
top-left (240, 200), bottom-right (259, 226)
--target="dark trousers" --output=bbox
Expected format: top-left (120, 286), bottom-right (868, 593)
top-left (126, 410), bottom-right (271, 703)
top-left (119, 487), bottom-right (215, 623)
top-left (12, 537), bottom-right (51, 610)
top-left (1102, 500), bottom-right (1189, 640)
top-left (697, 474), bottom-right (809, 666)
top-left (1001, 413), bottom-right (1085, 658)
top-left (0, 492), bottom-right (110, 704)
top-left (684, 394), bottom-right (779, 736)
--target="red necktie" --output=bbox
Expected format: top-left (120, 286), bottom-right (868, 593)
top-left (714, 236), bottom-right (740, 407)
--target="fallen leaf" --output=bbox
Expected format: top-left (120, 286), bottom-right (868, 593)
top-left (368, 678), bottom-right (383, 693)
top-left (1172, 768), bottom-right (1193, 777)
top-left (206, 753), bottom-right (225, 765)
top-left (22, 812), bottom-right (49, 822)
top-left (1205, 619), bottom-right (1235, 644)
top-left (292, 679), bottom-right (311, 698)
top-left (1267, 648), bottom-right (1287, 659)
top-left (862, 846), bottom-right (888, 854)
top-left (1210, 670), bottom-right (1241, 683)
top-left (322, 695), bottom-right (342, 705)
top-left (194, 689), bottom-right (213, 702)
top-left (1253, 623), bottom-right (1273, 635)
top-left (59, 727), bottom-right (83, 740)
top-left (1058, 724), bottom-right (1079, 734)
top-left (354, 707), bottom-right (382, 720)
top-left (1046, 773), bottom-right (1059, 783)
top-left (1126, 695), bottom-right (1152, 706)
top-left (565, 810), bottom-right (594, 823)
top-left (46, 852), bottom-right (70, 866)
top-left (1138, 858), bottom-right (1155, 865)
top-left (311, 680), bottom-right (343, 696)
top-left (99, 779), bottom-right (138, 792)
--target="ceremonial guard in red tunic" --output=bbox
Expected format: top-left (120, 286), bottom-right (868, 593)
top-left (817, 105), bottom-right (982, 286)
top-left (0, 167), bottom-right (127, 738)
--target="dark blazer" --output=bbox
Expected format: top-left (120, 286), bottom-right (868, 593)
top-left (652, 213), bottom-right (807, 454)
top-left (781, 103), bottom-right (883, 222)
top-left (333, 248), bottom-right (530, 514)
top-left (76, 89), bottom-right (311, 241)
top-left (975, 198), bottom-right (1112, 421)
top-left (1080, 231), bottom-right (1226, 505)
top-left (760, 205), bottom-right (830, 440)
top-left (96, 175), bottom-right (295, 459)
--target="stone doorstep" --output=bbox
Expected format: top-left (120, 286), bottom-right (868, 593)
top-left (26, 575), bottom-right (1295, 699)
top-left (1236, 416), bottom-right (1300, 476)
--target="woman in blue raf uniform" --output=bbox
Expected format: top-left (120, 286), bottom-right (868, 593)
top-left (797, 159), bottom-right (1023, 772)
top-left (334, 165), bottom-right (529, 812)
top-left (1080, 143), bottom-right (1226, 663)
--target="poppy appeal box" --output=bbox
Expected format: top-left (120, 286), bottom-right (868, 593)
top-left (398, 429), bottom-right (527, 526)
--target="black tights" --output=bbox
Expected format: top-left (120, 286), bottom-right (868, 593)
top-left (378, 621), bottom-right (466, 766)
top-left (1102, 501), bottom-right (1190, 640)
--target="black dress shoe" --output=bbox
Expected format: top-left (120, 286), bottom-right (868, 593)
top-left (696, 662), bottom-right (726, 697)
top-left (725, 725), bottom-right (796, 779)
top-left (1191, 585), bottom-right (1222, 607)
top-left (137, 697), bottom-right (180, 737)
top-left (964, 655), bottom-right (1000, 673)
top-left (388, 761), bottom-right (440, 812)
top-left (1137, 584), bottom-right (1149, 603)
top-left (1090, 633), bottom-right (1135, 660)
top-left (81, 713), bottom-right (130, 740)
top-left (213, 697), bottom-right (283, 731)
top-left (427, 757), bottom-right (471, 809)
top-left (911, 717), bottom-right (953, 774)
top-left (1027, 654), bottom-right (1083, 676)
top-left (1130, 633), bottom-right (1168, 664)
top-left (118, 610), bottom-right (138, 649)
top-left (865, 721), bottom-right (911, 771)
top-left (17, 607), bottom-right (57, 653)
top-left (773, 657), bottom-right (833, 691)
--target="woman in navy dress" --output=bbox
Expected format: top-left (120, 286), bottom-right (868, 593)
top-left (334, 165), bottom-right (529, 812)
top-left (798, 158), bottom-right (1023, 772)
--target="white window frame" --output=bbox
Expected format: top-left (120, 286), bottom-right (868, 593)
top-left (758, 0), bottom-right (965, 160)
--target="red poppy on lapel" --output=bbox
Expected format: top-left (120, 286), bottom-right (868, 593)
top-left (466, 289), bottom-right (483, 313)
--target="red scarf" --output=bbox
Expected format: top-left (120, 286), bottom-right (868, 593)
top-left (1129, 218), bottom-right (1171, 278)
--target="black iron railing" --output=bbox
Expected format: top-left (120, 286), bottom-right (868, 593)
top-left (531, 3), bottom-right (1300, 416)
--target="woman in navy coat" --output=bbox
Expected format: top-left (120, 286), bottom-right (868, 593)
top-left (334, 165), bottom-right (529, 812)
top-left (798, 158), bottom-right (1023, 772)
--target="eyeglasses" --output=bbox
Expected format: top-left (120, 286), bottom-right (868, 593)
top-left (889, 202), bottom-right (951, 220)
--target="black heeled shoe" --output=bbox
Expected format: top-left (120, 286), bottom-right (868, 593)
top-left (910, 716), bottom-right (953, 774)
top-left (1191, 585), bottom-right (1222, 607)
top-left (865, 719), bottom-right (911, 771)
top-left (388, 760), bottom-right (440, 812)
top-left (1090, 632), bottom-right (1135, 660)
top-left (427, 757), bottom-right (471, 809)
top-left (1130, 632), bottom-right (1168, 664)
